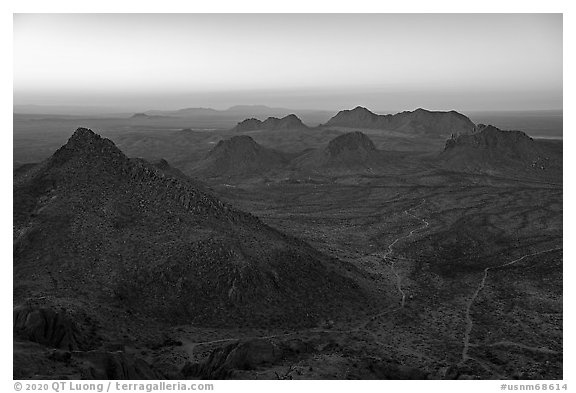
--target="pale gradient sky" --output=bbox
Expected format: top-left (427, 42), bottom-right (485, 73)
top-left (13, 13), bottom-right (562, 111)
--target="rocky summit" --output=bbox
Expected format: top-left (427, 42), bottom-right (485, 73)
top-left (324, 107), bottom-right (476, 136)
top-left (295, 131), bottom-right (384, 170)
top-left (233, 114), bottom-right (308, 132)
top-left (13, 128), bottom-right (368, 328)
top-left (190, 135), bottom-right (289, 178)
top-left (325, 131), bottom-right (377, 157)
top-left (440, 124), bottom-right (558, 173)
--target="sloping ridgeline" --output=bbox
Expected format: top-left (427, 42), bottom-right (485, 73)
top-left (13, 128), bottom-right (369, 327)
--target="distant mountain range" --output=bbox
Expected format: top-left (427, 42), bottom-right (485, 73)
top-left (324, 107), bottom-right (476, 136)
top-left (226, 106), bottom-right (476, 137)
top-left (142, 105), bottom-right (333, 126)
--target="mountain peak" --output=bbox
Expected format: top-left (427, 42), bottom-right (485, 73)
top-left (193, 135), bottom-right (288, 178)
top-left (45, 127), bottom-right (126, 172)
top-left (61, 127), bottom-right (117, 153)
top-left (66, 127), bottom-right (119, 150)
top-left (295, 131), bottom-right (382, 171)
top-left (208, 135), bottom-right (263, 161)
top-left (351, 106), bottom-right (372, 113)
top-left (326, 131), bottom-right (377, 157)
top-left (442, 124), bottom-right (543, 169)
top-left (216, 135), bottom-right (258, 149)
top-left (68, 126), bottom-right (100, 142)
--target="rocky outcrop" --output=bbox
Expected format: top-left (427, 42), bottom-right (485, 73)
top-left (183, 339), bottom-right (284, 379)
top-left (13, 306), bottom-right (82, 350)
top-left (445, 124), bottom-right (535, 153)
top-left (440, 124), bottom-right (549, 170)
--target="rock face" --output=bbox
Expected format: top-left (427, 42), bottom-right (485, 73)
top-left (13, 128), bottom-right (367, 327)
top-left (440, 124), bottom-right (553, 171)
top-left (13, 306), bottom-right (82, 350)
top-left (233, 114), bottom-right (308, 132)
top-left (324, 107), bottom-right (476, 136)
top-left (185, 339), bottom-right (283, 379)
top-left (296, 131), bottom-right (384, 170)
top-left (191, 135), bottom-right (289, 178)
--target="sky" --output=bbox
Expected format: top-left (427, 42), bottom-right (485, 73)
top-left (13, 13), bottom-right (563, 112)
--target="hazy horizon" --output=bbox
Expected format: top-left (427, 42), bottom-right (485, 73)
top-left (14, 14), bottom-right (562, 112)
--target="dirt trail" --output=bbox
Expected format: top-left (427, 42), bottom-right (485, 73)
top-left (459, 246), bottom-right (562, 366)
top-left (382, 200), bottom-right (430, 308)
top-left (180, 199), bottom-right (431, 361)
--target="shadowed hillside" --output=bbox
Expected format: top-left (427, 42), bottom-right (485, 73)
top-left (13, 128), bottom-right (370, 328)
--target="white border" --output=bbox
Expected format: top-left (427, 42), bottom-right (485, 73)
top-left (3, 2), bottom-right (572, 391)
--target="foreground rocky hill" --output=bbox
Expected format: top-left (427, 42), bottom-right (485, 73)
top-left (324, 107), bottom-right (476, 136)
top-left (13, 128), bottom-right (368, 328)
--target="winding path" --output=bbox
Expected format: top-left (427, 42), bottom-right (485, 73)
top-left (180, 200), bottom-right (433, 360)
top-left (459, 246), bottom-right (563, 366)
top-left (381, 200), bottom-right (430, 308)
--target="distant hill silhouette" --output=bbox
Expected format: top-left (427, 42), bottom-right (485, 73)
top-left (233, 114), bottom-right (308, 132)
top-left (129, 113), bottom-right (169, 120)
top-left (139, 105), bottom-right (332, 127)
top-left (191, 135), bottom-right (289, 178)
top-left (13, 128), bottom-right (368, 327)
top-left (324, 107), bottom-right (475, 136)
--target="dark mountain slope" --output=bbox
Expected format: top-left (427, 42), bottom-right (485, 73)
top-left (13, 128), bottom-right (369, 327)
top-left (325, 107), bottom-right (476, 136)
